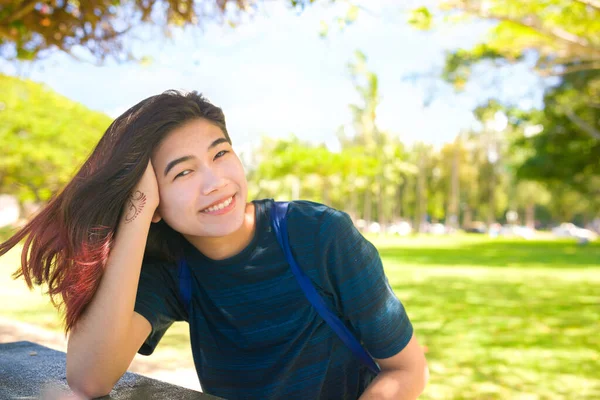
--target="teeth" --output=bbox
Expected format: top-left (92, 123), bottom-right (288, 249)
top-left (203, 196), bottom-right (233, 213)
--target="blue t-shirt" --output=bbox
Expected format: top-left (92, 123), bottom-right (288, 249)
top-left (134, 199), bottom-right (413, 399)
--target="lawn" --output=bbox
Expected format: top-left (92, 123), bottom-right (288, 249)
top-left (1, 234), bottom-right (599, 399)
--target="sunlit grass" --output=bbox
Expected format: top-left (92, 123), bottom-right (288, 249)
top-left (1, 234), bottom-right (599, 399)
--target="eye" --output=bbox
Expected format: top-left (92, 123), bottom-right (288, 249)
top-left (214, 150), bottom-right (229, 160)
top-left (174, 169), bottom-right (192, 180)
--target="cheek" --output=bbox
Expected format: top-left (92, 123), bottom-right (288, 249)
top-left (157, 186), bottom-right (193, 217)
top-left (236, 167), bottom-right (247, 184)
top-left (232, 159), bottom-right (247, 185)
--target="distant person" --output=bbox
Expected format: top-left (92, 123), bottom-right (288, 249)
top-left (0, 90), bottom-right (427, 400)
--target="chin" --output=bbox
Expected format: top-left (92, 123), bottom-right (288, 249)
top-left (203, 215), bottom-right (246, 238)
top-left (205, 226), bottom-right (240, 238)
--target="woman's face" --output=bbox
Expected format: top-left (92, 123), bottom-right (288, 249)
top-left (151, 118), bottom-right (248, 238)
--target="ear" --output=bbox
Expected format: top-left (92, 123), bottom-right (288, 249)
top-left (151, 208), bottom-right (162, 223)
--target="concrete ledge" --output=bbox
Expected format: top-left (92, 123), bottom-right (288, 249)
top-left (0, 341), bottom-right (222, 399)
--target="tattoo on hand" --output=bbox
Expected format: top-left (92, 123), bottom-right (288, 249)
top-left (125, 191), bottom-right (146, 223)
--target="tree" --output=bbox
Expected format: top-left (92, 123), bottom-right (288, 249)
top-left (431, 0), bottom-right (600, 140)
top-left (341, 50), bottom-right (382, 225)
top-left (0, 73), bottom-right (111, 202)
top-left (513, 180), bottom-right (550, 228)
top-left (421, 1), bottom-right (600, 83)
top-left (246, 134), bottom-right (380, 217)
top-left (411, 1), bottom-right (599, 203)
top-left (0, 0), bottom-right (312, 62)
top-left (340, 50), bottom-right (416, 228)
top-left (513, 70), bottom-right (600, 197)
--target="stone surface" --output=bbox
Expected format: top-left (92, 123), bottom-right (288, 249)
top-left (0, 341), bottom-right (222, 399)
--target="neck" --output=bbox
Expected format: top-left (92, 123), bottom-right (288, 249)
top-left (185, 202), bottom-right (256, 261)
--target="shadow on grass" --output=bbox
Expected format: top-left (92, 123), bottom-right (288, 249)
top-left (378, 239), bottom-right (600, 268)
top-left (394, 274), bottom-right (600, 398)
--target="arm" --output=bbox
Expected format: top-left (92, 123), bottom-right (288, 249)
top-left (359, 334), bottom-right (429, 400)
top-left (310, 207), bottom-right (427, 398)
top-left (66, 162), bottom-right (159, 398)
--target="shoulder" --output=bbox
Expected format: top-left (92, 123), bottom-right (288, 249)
top-left (286, 200), bottom-right (354, 242)
top-left (255, 198), bottom-right (346, 222)
top-left (287, 200), bottom-right (351, 227)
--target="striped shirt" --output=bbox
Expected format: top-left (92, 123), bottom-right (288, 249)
top-left (134, 199), bottom-right (413, 399)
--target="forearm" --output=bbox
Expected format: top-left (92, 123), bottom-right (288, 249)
top-left (359, 367), bottom-right (429, 400)
top-left (66, 209), bottom-right (154, 391)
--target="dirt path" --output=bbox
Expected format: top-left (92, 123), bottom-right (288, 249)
top-left (0, 317), bottom-right (201, 391)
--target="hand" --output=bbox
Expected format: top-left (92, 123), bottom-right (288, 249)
top-left (40, 383), bottom-right (86, 400)
top-left (122, 160), bottom-right (160, 224)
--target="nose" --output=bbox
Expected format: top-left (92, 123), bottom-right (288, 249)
top-left (201, 166), bottom-right (227, 195)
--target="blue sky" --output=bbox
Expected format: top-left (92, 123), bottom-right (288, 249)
top-left (2, 0), bottom-right (548, 153)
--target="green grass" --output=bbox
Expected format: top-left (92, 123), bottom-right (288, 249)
top-left (1, 248), bottom-right (63, 331)
top-left (370, 235), bottom-right (600, 399)
top-left (1, 234), bottom-right (599, 399)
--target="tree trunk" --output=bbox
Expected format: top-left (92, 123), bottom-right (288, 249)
top-left (396, 181), bottom-right (404, 221)
top-left (525, 202), bottom-right (535, 229)
top-left (448, 142), bottom-right (460, 230)
top-left (488, 163), bottom-right (496, 227)
top-left (349, 185), bottom-right (358, 223)
top-left (464, 207), bottom-right (473, 228)
top-left (291, 176), bottom-right (301, 200)
top-left (377, 174), bottom-right (384, 234)
top-left (364, 188), bottom-right (372, 225)
top-left (414, 151), bottom-right (426, 233)
top-left (322, 179), bottom-right (330, 206)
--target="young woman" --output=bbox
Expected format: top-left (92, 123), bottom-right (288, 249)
top-left (0, 90), bottom-right (428, 399)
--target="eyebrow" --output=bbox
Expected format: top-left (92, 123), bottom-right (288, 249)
top-left (163, 137), bottom-right (230, 177)
top-left (164, 155), bottom-right (194, 177)
top-left (208, 137), bottom-right (230, 151)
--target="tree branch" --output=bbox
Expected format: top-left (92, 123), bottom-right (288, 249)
top-left (0, 25), bottom-right (13, 40)
top-left (455, 4), bottom-right (600, 57)
top-left (535, 61), bottom-right (600, 76)
top-left (564, 109), bottom-right (600, 140)
top-left (3, 0), bottom-right (37, 23)
top-left (573, 0), bottom-right (600, 11)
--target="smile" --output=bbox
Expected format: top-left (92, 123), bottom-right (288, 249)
top-left (201, 196), bottom-right (234, 213)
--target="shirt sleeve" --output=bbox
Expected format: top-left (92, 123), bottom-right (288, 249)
top-left (318, 209), bottom-right (414, 360)
top-left (134, 262), bottom-right (186, 355)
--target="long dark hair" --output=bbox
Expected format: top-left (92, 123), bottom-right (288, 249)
top-left (0, 90), bottom-right (231, 332)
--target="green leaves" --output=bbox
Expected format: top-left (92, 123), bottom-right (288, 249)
top-left (420, 0), bottom-right (600, 83)
top-left (412, 0), bottom-right (599, 213)
top-left (0, 74), bottom-right (111, 202)
top-left (0, 1), bottom-right (316, 62)
top-left (443, 44), bottom-right (509, 89)
top-left (408, 6), bottom-right (433, 31)
top-left (511, 70), bottom-right (600, 197)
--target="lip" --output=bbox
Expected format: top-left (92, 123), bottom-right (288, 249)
top-left (200, 194), bottom-right (236, 215)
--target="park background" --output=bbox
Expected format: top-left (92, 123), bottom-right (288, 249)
top-left (0, 0), bottom-right (599, 398)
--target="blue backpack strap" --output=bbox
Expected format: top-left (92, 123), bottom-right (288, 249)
top-left (178, 256), bottom-right (192, 319)
top-left (270, 201), bottom-right (381, 375)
